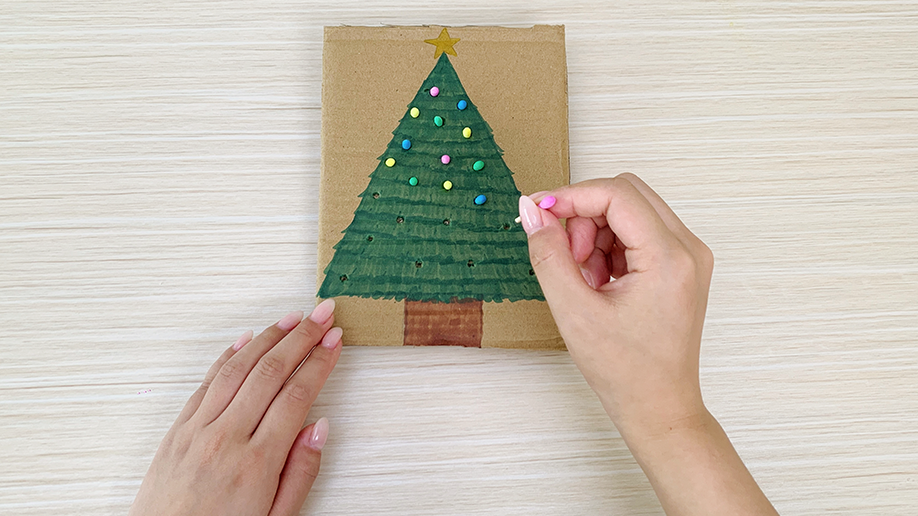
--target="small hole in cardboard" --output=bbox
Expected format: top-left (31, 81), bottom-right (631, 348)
top-left (396, 216), bottom-right (404, 223)
top-left (443, 218), bottom-right (450, 225)
top-left (340, 274), bottom-right (348, 282)
top-left (415, 260), bottom-right (423, 268)
top-left (467, 260), bottom-right (474, 267)
top-left (529, 269), bottom-right (535, 276)
top-left (502, 223), bottom-right (511, 230)
top-left (366, 235), bottom-right (373, 242)
top-left (372, 192), bottom-right (380, 199)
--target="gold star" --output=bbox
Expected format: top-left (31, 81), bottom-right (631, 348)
top-left (424, 28), bottom-right (460, 58)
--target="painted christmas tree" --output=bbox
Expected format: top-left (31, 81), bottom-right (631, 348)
top-left (318, 29), bottom-right (543, 347)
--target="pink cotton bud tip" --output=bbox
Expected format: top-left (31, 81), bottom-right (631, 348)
top-left (441, 154), bottom-right (451, 164)
top-left (430, 86), bottom-right (440, 97)
top-left (538, 196), bottom-right (556, 209)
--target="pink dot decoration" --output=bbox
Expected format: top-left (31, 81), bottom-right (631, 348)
top-left (430, 86), bottom-right (440, 97)
top-left (441, 154), bottom-right (451, 164)
top-left (538, 195), bottom-right (557, 209)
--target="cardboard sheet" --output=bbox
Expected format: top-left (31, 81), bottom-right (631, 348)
top-left (317, 25), bottom-right (569, 349)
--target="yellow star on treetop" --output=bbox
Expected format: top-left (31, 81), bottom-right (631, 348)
top-left (424, 28), bottom-right (460, 58)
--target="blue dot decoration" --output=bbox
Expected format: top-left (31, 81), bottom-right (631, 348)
top-left (474, 194), bottom-right (487, 205)
top-left (457, 99), bottom-right (468, 110)
top-left (401, 139), bottom-right (411, 150)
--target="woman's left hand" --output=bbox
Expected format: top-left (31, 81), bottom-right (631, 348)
top-left (130, 300), bottom-right (342, 516)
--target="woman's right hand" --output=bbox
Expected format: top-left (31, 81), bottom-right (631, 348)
top-left (519, 174), bottom-right (778, 516)
top-left (518, 174), bottom-right (714, 437)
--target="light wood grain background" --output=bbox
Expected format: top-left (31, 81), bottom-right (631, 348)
top-left (2, 1), bottom-right (917, 515)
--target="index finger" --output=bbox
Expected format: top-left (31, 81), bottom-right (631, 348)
top-left (537, 177), bottom-right (675, 253)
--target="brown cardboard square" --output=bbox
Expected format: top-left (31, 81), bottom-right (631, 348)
top-left (318, 25), bottom-right (569, 349)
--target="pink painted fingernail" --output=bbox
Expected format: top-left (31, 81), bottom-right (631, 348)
top-left (518, 195), bottom-right (544, 235)
top-left (308, 417), bottom-right (329, 451)
top-left (277, 310), bottom-right (304, 331)
top-left (309, 298), bottom-right (336, 324)
top-left (580, 267), bottom-right (596, 289)
top-left (538, 195), bottom-right (557, 209)
top-left (232, 330), bottom-right (254, 351)
top-left (321, 327), bottom-right (343, 350)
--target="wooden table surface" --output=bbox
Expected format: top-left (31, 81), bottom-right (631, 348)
top-left (2, 1), bottom-right (917, 514)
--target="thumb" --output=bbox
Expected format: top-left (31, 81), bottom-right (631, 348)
top-left (519, 195), bottom-right (592, 303)
top-left (268, 418), bottom-right (329, 516)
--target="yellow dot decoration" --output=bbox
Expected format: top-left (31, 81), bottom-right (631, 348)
top-left (442, 180), bottom-right (453, 191)
top-left (462, 127), bottom-right (472, 139)
top-left (385, 158), bottom-right (396, 167)
top-left (410, 107), bottom-right (420, 118)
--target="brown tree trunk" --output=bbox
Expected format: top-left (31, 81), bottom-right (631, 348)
top-left (403, 298), bottom-right (483, 347)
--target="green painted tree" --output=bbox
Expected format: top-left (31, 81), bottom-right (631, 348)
top-left (318, 50), bottom-right (543, 307)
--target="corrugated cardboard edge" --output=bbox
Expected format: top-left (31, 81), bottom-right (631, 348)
top-left (317, 25), bottom-right (569, 349)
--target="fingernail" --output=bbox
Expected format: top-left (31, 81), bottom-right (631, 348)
top-left (232, 330), bottom-right (254, 351)
top-left (529, 190), bottom-right (550, 200)
top-left (321, 327), bottom-right (343, 350)
top-left (308, 417), bottom-right (329, 451)
top-left (277, 310), bottom-right (304, 331)
top-left (518, 195), bottom-right (544, 235)
top-left (580, 267), bottom-right (596, 289)
top-left (309, 298), bottom-right (336, 324)
top-left (538, 195), bottom-right (557, 209)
